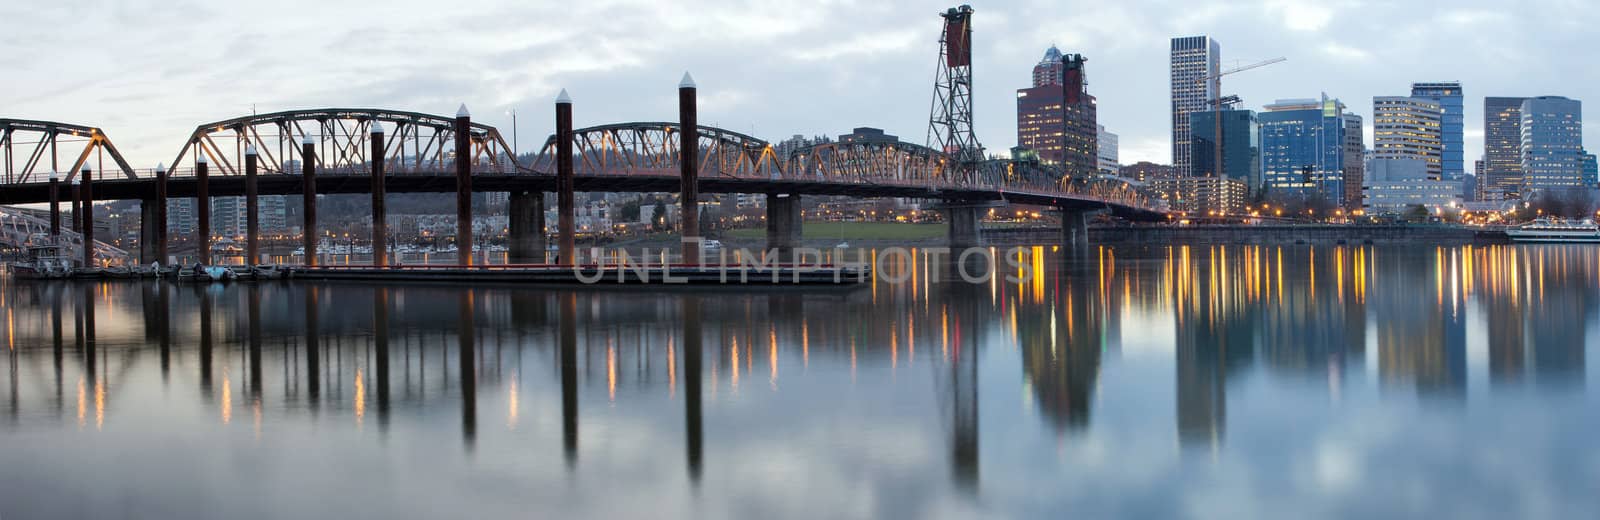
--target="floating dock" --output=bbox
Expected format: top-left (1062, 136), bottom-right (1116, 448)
top-left (286, 264), bottom-right (869, 285)
top-left (11, 263), bottom-right (871, 286)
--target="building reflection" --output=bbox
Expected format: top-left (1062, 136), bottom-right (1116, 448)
top-left (1466, 246), bottom-right (1592, 390)
top-left (1373, 248), bottom-right (1466, 399)
top-left (1017, 250), bottom-right (1104, 434)
top-left (0, 242), bottom-right (1593, 494)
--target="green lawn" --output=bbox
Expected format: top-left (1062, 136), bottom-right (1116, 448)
top-left (723, 221), bottom-right (947, 241)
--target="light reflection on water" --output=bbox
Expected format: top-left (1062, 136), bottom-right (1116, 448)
top-left (1, 244), bottom-right (1598, 519)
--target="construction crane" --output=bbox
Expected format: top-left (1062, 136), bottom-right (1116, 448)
top-left (1196, 57), bottom-right (1285, 179)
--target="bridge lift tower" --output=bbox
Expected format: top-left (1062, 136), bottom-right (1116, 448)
top-left (927, 5), bottom-right (983, 171)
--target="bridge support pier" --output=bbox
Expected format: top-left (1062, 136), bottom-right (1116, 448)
top-left (765, 194), bottom-right (802, 259)
top-left (555, 91), bottom-right (576, 265)
top-left (508, 191), bottom-right (546, 264)
top-left (69, 179), bottom-right (80, 234)
top-left (454, 105), bottom-right (474, 266)
top-left (155, 165), bottom-right (168, 264)
top-left (301, 136), bottom-right (318, 266)
top-left (678, 73), bottom-right (701, 264)
top-left (945, 205), bottom-right (984, 249)
top-left (1060, 209), bottom-right (1090, 249)
top-left (245, 147), bottom-right (259, 266)
top-left (80, 165), bottom-right (93, 268)
top-left (140, 199), bottom-right (161, 264)
top-left (195, 156), bottom-right (210, 265)
top-left (370, 123), bottom-right (387, 267)
top-left (48, 172), bottom-right (60, 238)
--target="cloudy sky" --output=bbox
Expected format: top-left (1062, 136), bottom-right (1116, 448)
top-left (3, 0), bottom-right (1597, 170)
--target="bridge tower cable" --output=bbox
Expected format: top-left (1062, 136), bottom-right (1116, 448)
top-left (926, 5), bottom-right (983, 178)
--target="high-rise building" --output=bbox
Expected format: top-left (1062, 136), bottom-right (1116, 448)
top-left (1342, 113), bottom-right (1366, 209)
top-left (1411, 82), bottom-right (1465, 181)
top-left (1372, 97), bottom-right (1444, 179)
top-left (1473, 159), bottom-right (1486, 198)
top-left (1258, 97), bottom-right (1347, 205)
top-left (1189, 109), bottom-right (1259, 189)
top-left (211, 195), bottom-right (291, 238)
top-left (1520, 96), bottom-right (1585, 190)
top-left (1097, 124), bottom-right (1119, 174)
top-left (212, 196), bottom-right (246, 239)
top-left (1033, 45), bottom-right (1064, 86)
top-left (1171, 36), bottom-right (1220, 177)
top-left (1583, 152), bottom-right (1598, 188)
top-left (1016, 47), bottom-right (1097, 177)
top-left (167, 198), bottom-right (195, 237)
top-left (1483, 97), bottom-right (1529, 200)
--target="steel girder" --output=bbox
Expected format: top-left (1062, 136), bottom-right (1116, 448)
top-left (981, 160), bottom-right (1157, 209)
top-left (531, 122), bottom-right (782, 179)
top-left (164, 108), bottom-right (522, 178)
top-left (531, 121), bottom-right (1160, 211)
top-left (0, 119), bottom-right (137, 184)
top-left (785, 140), bottom-right (955, 187)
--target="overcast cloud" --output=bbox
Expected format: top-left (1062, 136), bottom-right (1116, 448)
top-left (3, 0), bottom-right (1597, 170)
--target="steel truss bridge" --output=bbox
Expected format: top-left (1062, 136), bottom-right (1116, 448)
top-left (0, 109), bottom-right (1164, 256)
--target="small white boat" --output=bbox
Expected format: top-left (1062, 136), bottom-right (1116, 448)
top-left (1506, 218), bottom-right (1600, 243)
top-left (201, 265), bottom-right (237, 282)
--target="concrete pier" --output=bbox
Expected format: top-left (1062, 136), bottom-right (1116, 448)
top-left (508, 190), bottom-right (546, 263)
top-left (765, 193), bottom-right (802, 257)
top-left (1060, 210), bottom-right (1089, 249)
top-left (946, 205), bottom-right (983, 249)
top-left (139, 198), bottom-right (160, 264)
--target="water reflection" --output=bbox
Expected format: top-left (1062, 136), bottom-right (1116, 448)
top-left (0, 244), bottom-right (1596, 518)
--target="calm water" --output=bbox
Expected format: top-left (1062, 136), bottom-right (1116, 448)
top-left (2, 244), bottom-right (1598, 519)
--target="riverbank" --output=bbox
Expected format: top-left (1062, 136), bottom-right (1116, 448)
top-left (988, 224), bottom-right (1509, 246)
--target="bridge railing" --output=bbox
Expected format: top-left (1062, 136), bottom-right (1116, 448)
top-left (123, 161), bottom-right (525, 180)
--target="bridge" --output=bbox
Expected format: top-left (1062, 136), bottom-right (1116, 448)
top-left (1, 7), bottom-right (1168, 268)
top-left (0, 100), bottom-right (1163, 268)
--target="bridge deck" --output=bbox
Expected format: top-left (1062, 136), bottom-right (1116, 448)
top-left (0, 174), bottom-right (1165, 221)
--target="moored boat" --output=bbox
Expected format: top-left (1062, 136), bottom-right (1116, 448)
top-left (7, 234), bottom-right (74, 279)
top-left (1505, 218), bottom-right (1600, 243)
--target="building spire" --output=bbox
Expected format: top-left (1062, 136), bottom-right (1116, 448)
top-left (1041, 44), bottom-right (1063, 64)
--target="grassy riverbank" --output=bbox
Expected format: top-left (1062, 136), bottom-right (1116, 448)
top-left (721, 221), bottom-right (947, 241)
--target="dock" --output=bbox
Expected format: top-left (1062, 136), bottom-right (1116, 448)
top-left (286, 264), bottom-right (869, 285)
top-left (10, 263), bottom-right (871, 286)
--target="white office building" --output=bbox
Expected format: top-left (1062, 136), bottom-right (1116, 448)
top-left (1097, 124), bottom-right (1119, 174)
top-left (1363, 158), bottom-right (1461, 214)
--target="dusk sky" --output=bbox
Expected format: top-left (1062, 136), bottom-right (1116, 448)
top-left (4, 0), bottom-right (1596, 170)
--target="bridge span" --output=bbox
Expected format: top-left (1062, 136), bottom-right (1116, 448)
top-left (2, 91), bottom-right (1164, 267)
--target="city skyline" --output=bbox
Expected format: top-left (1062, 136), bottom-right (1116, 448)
top-left (3, 1), bottom-right (1598, 171)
